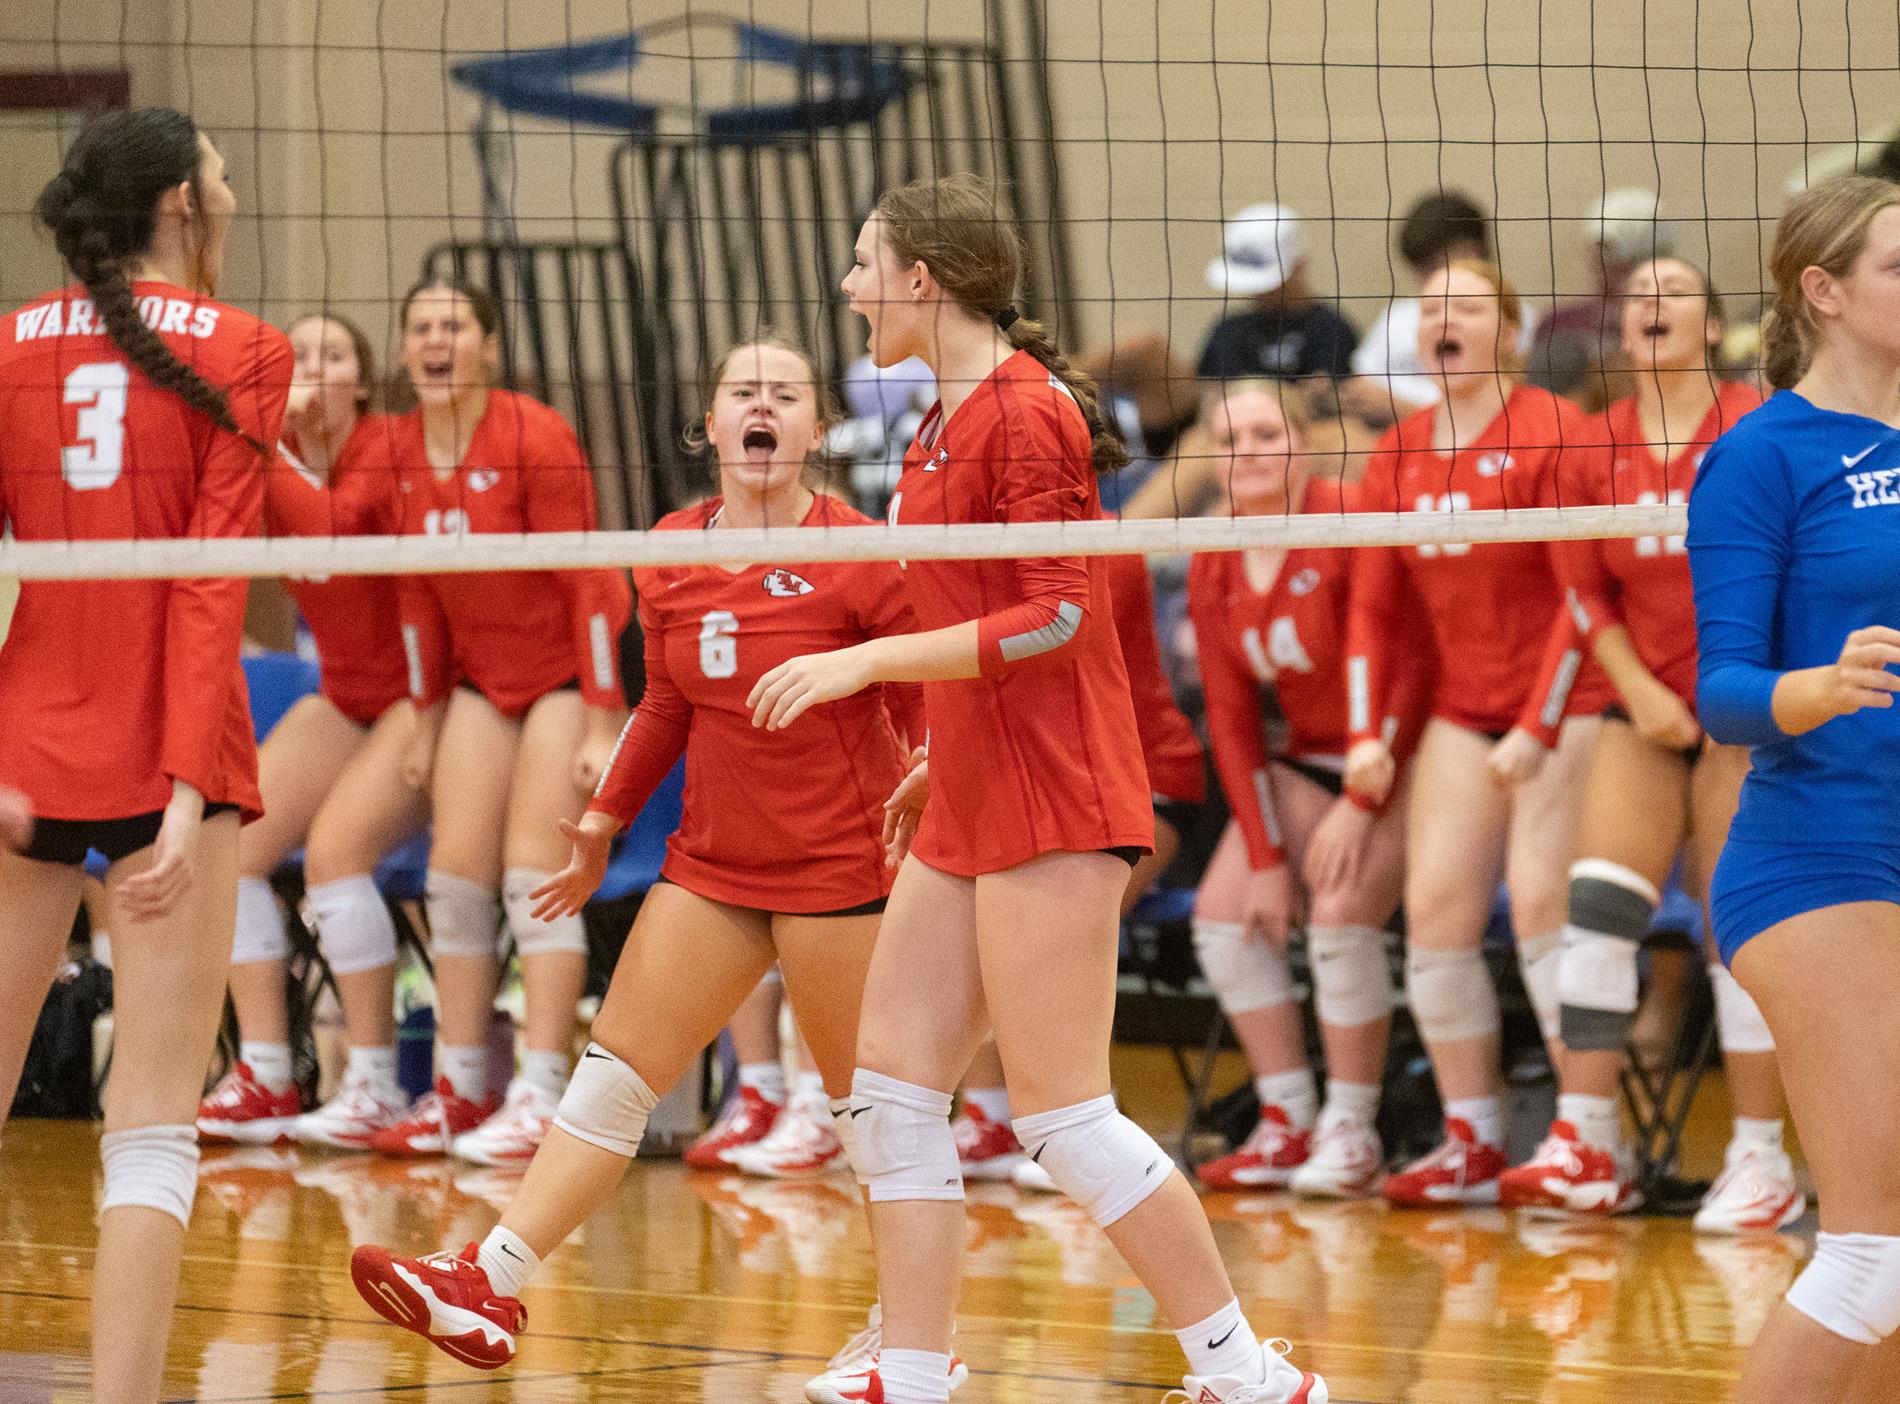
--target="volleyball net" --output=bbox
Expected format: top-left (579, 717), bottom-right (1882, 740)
top-left (1, 0), bottom-right (1894, 587)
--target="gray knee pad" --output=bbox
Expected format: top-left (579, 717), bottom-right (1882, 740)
top-left (230, 876), bottom-right (288, 965)
top-left (308, 874), bottom-right (398, 976)
top-left (1709, 962), bottom-right (1776, 1054)
top-left (553, 1042), bottom-right (659, 1157)
top-left (1307, 923), bottom-right (1393, 1028)
top-left (1010, 1095), bottom-right (1171, 1227)
top-left (849, 1069), bottom-right (962, 1203)
top-left (1405, 946), bottom-right (1499, 1042)
top-left (1192, 919), bottom-right (1296, 1014)
top-left (1517, 930), bottom-right (1564, 1043)
top-left (1557, 859), bottom-right (1658, 1052)
top-left (1787, 1232), bottom-right (1900, 1344)
top-left (425, 869), bottom-right (503, 958)
top-left (100, 1123), bottom-right (200, 1228)
top-left (504, 867), bottom-right (587, 956)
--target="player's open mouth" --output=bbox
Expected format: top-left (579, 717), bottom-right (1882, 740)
top-left (742, 425), bottom-right (778, 460)
top-left (420, 358), bottom-right (453, 381)
top-left (1435, 336), bottom-right (1462, 361)
top-left (1642, 320), bottom-right (1669, 340)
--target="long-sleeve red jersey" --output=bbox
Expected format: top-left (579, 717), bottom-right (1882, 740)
top-left (1346, 385), bottom-right (1614, 746)
top-left (889, 351), bottom-right (1154, 876)
top-left (1545, 381), bottom-right (1764, 712)
top-left (390, 389), bottom-right (631, 718)
top-left (1190, 477), bottom-right (1431, 869)
top-left (1101, 550), bottom-right (1205, 806)
top-left (267, 419), bottom-right (408, 725)
top-left (588, 494), bottom-right (919, 912)
top-left (0, 280), bottom-right (291, 821)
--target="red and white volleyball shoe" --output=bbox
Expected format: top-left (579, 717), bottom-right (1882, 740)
top-left (730, 1089), bottom-right (845, 1179)
top-left (1498, 1121), bottom-right (1641, 1217)
top-left (350, 1241), bottom-right (525, 1369)
top-left (1168, 1339), bottom-right (1329, 1403)
top-left (803, 1303), bottom-right (972, 1403)
top-left (1196, 1107), bottom-right (1312, 1191)
top-left (1288, 1114), bottom-right (1384, 1200)
top-left (1381, 1117), bottom-right (1507, 1208)
top-left (452, 1080), bottom-right (557, 1167)
top-left (294, 1074), bottom-right (410, 1150)
top-left (196, 1062), bottom-right (302, 1145)
top-left (367, 1077), bottom-right (499, 1157)
top-left (953, 1103), bottom-right (1026, 1181)
top-left (684, 1085), bottom-right (784, 1169)
top-left (1693, 1141), bottom-right (1806, 1234)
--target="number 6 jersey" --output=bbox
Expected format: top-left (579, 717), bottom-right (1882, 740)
top-left (0, 279), bottom-right (292, 821)
top-left (588, 493), bottom-right (922, 914)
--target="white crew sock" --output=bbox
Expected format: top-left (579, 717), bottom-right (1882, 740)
top-left (1558, 1092), bottom-right (1621, 1151)
top-left (1445, 1095), bottom-right (1503, 1148)
top-left (738, 1060), bottom-right (787, 1103)
top-left (346, 1045), bottom-right (400, 1096)
top-left (1321, 1080), bottom-right (1382, 1128)
top-left (1733, 1116), bottom-right (1785, 1153)
top-left (440, 1045), bottom-right (489, 1102)
top-left (241, 1041), bottom-right (293, 1095)
top-left (476, 1225), bottom-right (540, 1298)
top-left (520, 1049), bottom-right (571, 1099)
top-left (1177, 1297), bottom-right (1262, 1382)
top-left (1255, 1068), bottom-right (1318, 1131)
top-left (879, 1347), bottom-right (952, 1404)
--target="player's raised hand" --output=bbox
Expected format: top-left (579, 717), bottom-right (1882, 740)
top-left (530, 811), bottom-right (619, 920)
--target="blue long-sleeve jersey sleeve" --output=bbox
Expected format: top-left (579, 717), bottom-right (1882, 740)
top-left (1687, 390), bottom-right (1900, 848)
top-left (1688, 424), bottom-right (1795, 746)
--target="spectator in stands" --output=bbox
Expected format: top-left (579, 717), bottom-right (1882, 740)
top-left (1199, 203), bottom-right (1359, 382)
top-left (1526, 187), bottom-right (1678, 406)
top-left (1348, 191), bottom-right (1496, 416)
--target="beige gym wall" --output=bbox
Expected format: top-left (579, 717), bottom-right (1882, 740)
top-left (3, 0), bottom-right (1896, 371)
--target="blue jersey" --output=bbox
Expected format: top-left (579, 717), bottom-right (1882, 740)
top-left (1688, 389), bottom-right (1900, 848)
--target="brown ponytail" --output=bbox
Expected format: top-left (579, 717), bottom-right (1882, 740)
top-left (875, 173), bottom-right (1127, 474)
top-left (1763, 174), bottom-right (1900, 390)
top-left (34, 108), bottom-right (245, 438)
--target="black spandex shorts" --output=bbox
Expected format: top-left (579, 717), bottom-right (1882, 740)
top-left (1153, 798), bottom-right (1205, 841)
top-left (654, 878), bottom-right (886, 918)
top-left (23, 804), bottom-right (241, 867)
top-left (1100, 845), bottom-right (1145, 868)
top-left (1601, 702), bottom-right (1707, 765)
top-left (1275, 756), bottom-right (1345, 798)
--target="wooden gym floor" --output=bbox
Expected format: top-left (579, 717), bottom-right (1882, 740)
top-left (0, 1056), bottom-right (1814, 1404)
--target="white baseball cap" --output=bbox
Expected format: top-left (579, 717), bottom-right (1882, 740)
top-left (1587, 188), bottom-right (1678, 263)
top-left (1206, 203), bottom-right (1304, 295)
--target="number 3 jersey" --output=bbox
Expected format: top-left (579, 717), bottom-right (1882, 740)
top-left (1545, 380), bottom-right (1763, 712)
top-left (589, 494), bottom-right (922, 913)
top-left (0, 280), bottom-right (292, 821)
top-left (1347, 383), bottom-right (1614, 743)
top-left (390, 389), bottom-right (631, 718)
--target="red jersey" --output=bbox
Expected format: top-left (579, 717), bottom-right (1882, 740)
top-left (1347, 385), bottom-right (1615, 744)
top-left (1190, 478), bottom-right (1430, 869)
top-left (890, 351), bottom-right (1154, 875)
top-left (391, 389), bottom-right (631, 719)
top-left (1546, 382), bottom-right (1763, 712)
top-left (267, 419), bottom-right (408, 726)
top-left (588, 494), bottom-right (920, 912)
top-left (0, 281), bottom-right (291, 821)
top-left (1102, 551), bottom-right (1205, 806)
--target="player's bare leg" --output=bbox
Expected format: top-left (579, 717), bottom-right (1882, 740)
top-left (0, 849), bottom-right (84, 1120)
top-left (505, 689), bottom-right (590, 1060)
top-left (94, 811), bottom-right (240, 1404)
top-left (426, 690), bottom-right (516, 1052)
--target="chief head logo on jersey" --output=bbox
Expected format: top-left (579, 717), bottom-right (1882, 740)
top-left (1288, 567), bottom-right (1321, 596)
top-left (467, 468), bottom-right (501, 492)
top-left (925, 446), bottom-right (949, 472)
top-left (1474, 452), bottom-right (1515, 478)
top-left (762, 568), bottom-right (815, 597)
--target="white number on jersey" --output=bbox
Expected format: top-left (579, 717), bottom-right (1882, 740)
top-left (699, 610), bottom-right (739, 679)
top-left (1632, 489), bottom-right (1687, 557)
top-left (61, 361), bottom-right (130, 491)
top-left (423, 508), bottom-right (469, 537)
top-left (1413, 492), bottom-right (1473, 557)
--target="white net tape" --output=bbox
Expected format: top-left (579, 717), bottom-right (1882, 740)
top-left (0, 504), bottom-right (1683, 581)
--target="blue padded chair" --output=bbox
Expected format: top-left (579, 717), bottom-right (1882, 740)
top-left (242, 651), bottom-right (322, 742)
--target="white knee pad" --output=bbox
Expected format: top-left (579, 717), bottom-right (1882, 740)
top-left (1517, 930), bottom-right (1564, 1043)
top-left (1709, 962), bottom-right (1776, 1054)
top-left (505, 867), bottom-right (587, 957)
top-left (1557, 859), bottom-right (1659, 1052)
top-left (1011, 1095), bottom-right (1171, 1227)
top-left (1307, 924), bottom-right (1393, 1028)
top-left (308, 875), bottom-right (398, 976)
top-left (230, 876), bottom-right (288, 965)
top-left (99, 1123), bottom-right (200, 1228)
top-left (552, 1041), bottom-right (659, 1158)
top-left (849, 1069), bottom-right (963, 1203)
top-left (425, 870), bottom-right (504, 958)
top-left (1786, 1232), bottom-right (1900, 1344)
top-left (1405, 947), bottom-right (1499, 1042)
top-left (828, 1095), bottom-right (858, 1174)
top-left (1192, 919), bottom-right (1296, 1014)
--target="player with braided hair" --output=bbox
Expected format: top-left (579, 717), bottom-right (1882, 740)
top-left (0, 106), bottom-right (291, 1404)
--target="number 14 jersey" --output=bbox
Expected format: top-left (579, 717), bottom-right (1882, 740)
top-left (590, 494), bottom-right (922, 913)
